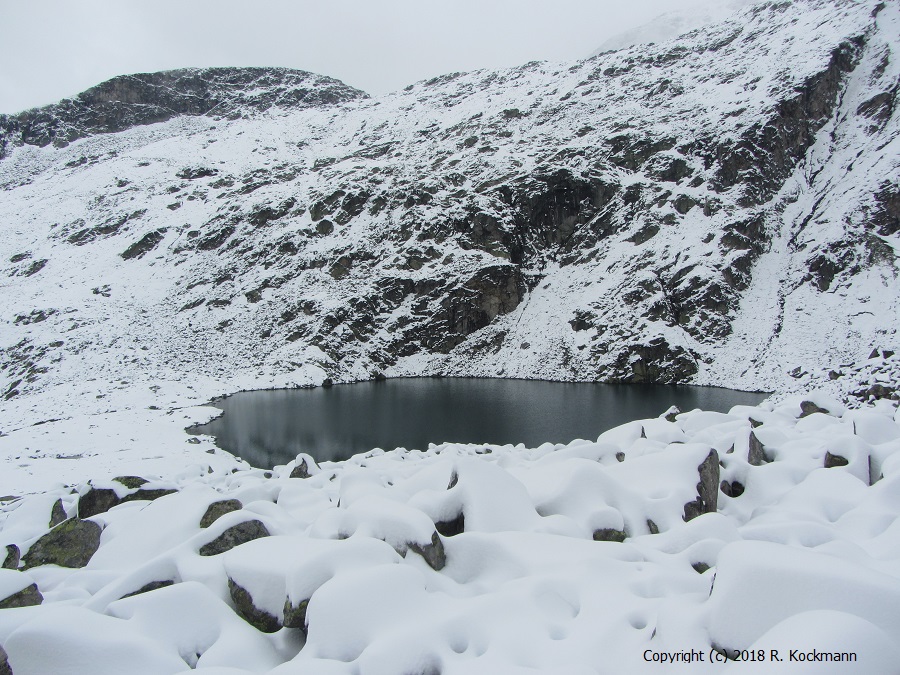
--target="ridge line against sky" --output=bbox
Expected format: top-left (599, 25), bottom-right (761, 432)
top-left (0, 0), bottom-right (758, 115)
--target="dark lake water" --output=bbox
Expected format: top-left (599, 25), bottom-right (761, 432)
top-left (189, 378), bottom-right (767, 469)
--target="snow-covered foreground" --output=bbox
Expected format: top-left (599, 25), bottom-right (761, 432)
top-left (1, 392), bottom-right (899, 674)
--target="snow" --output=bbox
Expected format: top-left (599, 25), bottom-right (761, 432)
top-left (0, 395), bottom-right (897, 673)
top-left (0, 0), bottom-right (897, 672)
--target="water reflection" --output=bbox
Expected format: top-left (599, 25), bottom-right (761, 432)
top-left (189, 378), bottom-right (767, 468)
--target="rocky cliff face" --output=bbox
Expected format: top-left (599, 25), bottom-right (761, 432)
top-left (0, 68), bottom-right (367, 158)
top-left (0, 0), bottom-right (898, 422)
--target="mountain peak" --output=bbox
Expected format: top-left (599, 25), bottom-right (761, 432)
top-left (0, 67), bottom-right (367, 156)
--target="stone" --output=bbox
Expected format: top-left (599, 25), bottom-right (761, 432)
top-left (200, 499), bottom-right (243, 528)
top-left (0, 644), bottom-right (10, 675)
top-left (78, 487), bottom-right (120, 518)
top-left (283, 597), bottom-right (309, 631)
top-left (228, 578), bottom-right (281, 633)
top-left (121, 229), bottom-right (166, 260)
top-left (2, 545), bottom-right (20, 570)
top-left (824, 452), bottom-right (849, 468)
top-left (747, 430), bottom-right (769, 466)
top-left (120, 580), bottom-right (175, 600)
top-left (692, 562), bottom-right (711, 574)
top-left (199, 520), bottom-right (270, 556)
top-left (113, 476), bottom-right (149, 490)
top-left (799, 400), bottom-right (830, 417)
top-left (664, 406), bottom-right (681, 423)
top-left (49, 499), bottom-right (67, 527)
top-left (684, 449), bottom-right (719, 522)
top-left (592, 528), bottom-right (627, 542)
top-left (290, 459), bottom-right (311, 479)
top-left (22, 519), bottom-right (102, 569)
top-left (646, 519), bottom-right (659, 535)
top-left (0, 583), bottom-right (43, 609)
top-left (123, 488), bottom-right (177, 503)
top-left (407, 532), bottom-right (446, 571)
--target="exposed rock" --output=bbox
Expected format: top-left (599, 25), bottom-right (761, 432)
top-left (120, 580), bottom-right (175, 599)
top-left (0, 644), bottom-right (10, 675)
top-left (610, 338), bottom-right (698, 384)
top-left (592, 528), bottom-right (627, 542)
top-left (124, 488), bottom-right (177, 503)
top-left (2, 545), bottom-right (20, 570)
top-left (0, 68), bottom-right (368, 155)
top-left (121, 229), bottom-right (166, 260)
top-left (824, 452), bottom-right (849, 468)
top-left (283, 597), bottom-right (309, 631)
top-left (77, 480), bottom-right (176, 517)
top-left (113, 476), bottom-right (149, 489)
top-left (683, 449), bottom-right (719, 522)
top-left (199, 499), bottom-right (243, 528)
top-left (199, 520), bottom-right (270, 556)
top-left (407, 532), bottom-right (446, 571)
top-left (78, 487), bottom-right (120, 518)
top-left (747, 430), bottom-right (769, 466)
top-left (290, 459), bottom-right (311, 479)
top-left (692, 562), bottom-right (711, 574)
top-left (799, 400), bottom-right (830, 417)
top-left (0, 583), bottom-right (43, 609)
top-left (228, 577), bottom-right (282, 633)
top-left (646, 519), bottom-right (660, 535)
top-left (22, 519), bottom-right (102, 569)
top-left (177, 166), bottom-right (219, 180)
top-left (49, 499), bottom-right (67, 527)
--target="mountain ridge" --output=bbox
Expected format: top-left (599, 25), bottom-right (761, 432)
top-left (0, 0), bottom-right (898, 428)
top-left (0, 67), bottom-right (367, 158)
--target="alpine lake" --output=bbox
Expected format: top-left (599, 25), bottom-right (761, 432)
top-left (189, 378), bottom-right (768, 469)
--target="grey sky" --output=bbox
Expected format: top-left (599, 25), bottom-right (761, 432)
top-left (2, 0), bottom-right (725, 114)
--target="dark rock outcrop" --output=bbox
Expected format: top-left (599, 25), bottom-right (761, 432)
top-left (228, 578), bottom-right (281, 633)
top-left (48, 499), bottom-right (67, 527)
top-left (0, 67), bottom-right (368, 157)
top-left (407, 532), bottom-right (446, 571)
top-left (283, 597), bottom-right (309, 631)
top-left (199, 520), bottom-right (270, 556)
top-left (78, 480), bottom-right (177, 518)
top-left (747, 430), bottom-right (769, 466)
top-left (592, 528), bottom-right (627, 542)
top-left (2, 545), bottom-right (20, 570)
top-left (683, 449), bottom-right (719, 522)
top-left (0, 644), bottom-right (11, 675)
top-left (290, 458), bottom-right (311, 479)
top-left (0, 583), bottom-right (43, 609)
top-left (824, 452), bottom-right (850, 468)
top-left (77, 487), bottom-right (120, 518)
top-left (22, 519), bottom-right (102, 569)
top-left (119, 580), bottom-right (175, 600)
top-left (200, 499), bottom-right (243, 528)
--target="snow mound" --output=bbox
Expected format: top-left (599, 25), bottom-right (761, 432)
top-left (1, 395), bottom-right (898, 673)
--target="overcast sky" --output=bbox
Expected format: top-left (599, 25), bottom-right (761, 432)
top-left (2, 0), bottom-right (722, 114)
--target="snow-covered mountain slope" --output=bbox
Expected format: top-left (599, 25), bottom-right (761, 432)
top-left (1, 0), bottom-right (898, 430)
top-left (591, 0), bottom-right (758, 54)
